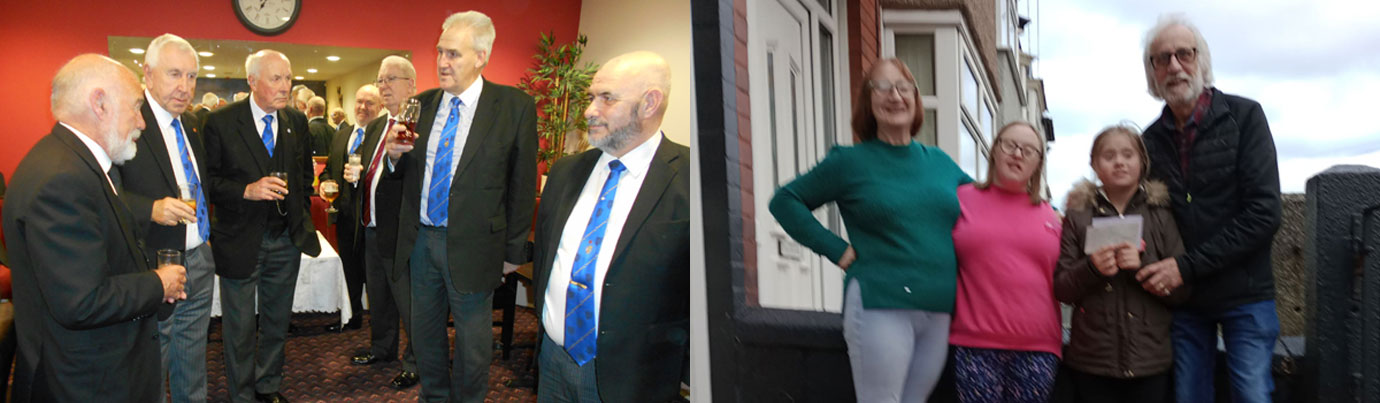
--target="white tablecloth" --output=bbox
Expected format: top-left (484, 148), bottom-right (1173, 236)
top-left (210, 231), bottom-right (352, 324)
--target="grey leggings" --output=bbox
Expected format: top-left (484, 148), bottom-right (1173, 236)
top-left (843, 279), bottom-right (952, 403)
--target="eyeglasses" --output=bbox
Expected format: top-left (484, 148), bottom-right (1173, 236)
top-left (1148, 47), bottom-right (1197, 69)
top-left (375, 75), bottom-right (412, 85)
top-left (869, 80), bottom-right (918, 97)
top-left (998, 138), bottom-right (1043, 158)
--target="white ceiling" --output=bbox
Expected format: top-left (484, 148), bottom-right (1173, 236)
top-left (108, 36), bottom-right (410, 81)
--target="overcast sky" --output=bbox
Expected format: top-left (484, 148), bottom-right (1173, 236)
top-left (1037, 0), bottom-right (1380, 208)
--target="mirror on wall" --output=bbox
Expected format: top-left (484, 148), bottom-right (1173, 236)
top-left (108, 36), bottom-right (410, 127)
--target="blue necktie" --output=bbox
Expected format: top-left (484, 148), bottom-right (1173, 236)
top-left (425, 97), bottom-right (462, 225)
top-left (564, 160), bottom-right (627, 367)
top-left (261, 114), bottom-right (275, 158)
top-left (348, 128), bottom-right (364, 155)
top-left (172, 119), bottom-right (209, 241)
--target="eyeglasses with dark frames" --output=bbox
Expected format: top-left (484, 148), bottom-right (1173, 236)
top-left (1149, 47), bottom-right (1197, 69)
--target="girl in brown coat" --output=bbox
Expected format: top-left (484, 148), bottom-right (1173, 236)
top-left (1054, 125), bottom-right (1187, 403)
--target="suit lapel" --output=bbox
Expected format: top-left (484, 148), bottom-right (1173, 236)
top-left (451, 80), bottom-right (498, 183)
top-left (138, 98), bottom-right (179, 193)
top-left (609, 137), bottom-right (679, 265)
top-left (235, 103), bottom-right (270, 176)
top-left (52, 125), bottom-right (150, 272)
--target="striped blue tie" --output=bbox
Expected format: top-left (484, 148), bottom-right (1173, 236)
top-left (348, 128), bottom-right (364, 154)
top-left (564, 160), bottom-right (627, 366)
top-left (426, 97), bottom-right (462, 225)
top-left (172, 119), bottom-right (209, 241)
top-left (261, 114), bottom-right (275, 158)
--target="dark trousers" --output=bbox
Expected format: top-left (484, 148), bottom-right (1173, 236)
top-left (336, 214), bottom-right (365, 323)
top-left (220, 230), bottom-right (301, 402)
top-left (1060, 367), bottom-right (1170, 403)
top-left (410, 226), bottom-right (493, 403)
top-left (363, 227), bottom-right (415, 371)
top-left (537, 333), bottom-right (602, 403)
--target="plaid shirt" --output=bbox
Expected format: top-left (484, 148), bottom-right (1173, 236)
top-left (1174, 90), bottom-right (1214, 176)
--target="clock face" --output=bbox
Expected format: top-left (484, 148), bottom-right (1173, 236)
top-left (234, 0), bottom-right (302, 36)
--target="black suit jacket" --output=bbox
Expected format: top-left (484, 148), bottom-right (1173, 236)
top-left (4, 124), bottom-right (168, 402)
top-left (319, 123), bottom-right (369, 234)
top-left (355, 115), bottom-right (406, 267)
top-left (389, 83), bottom-right (537, 292)
top-left (202, 99), bottom-right (322, 279)
top-left (531, 136), bottom-right (691, 403)
top-left (117, 97), bottom-right (209, 263)
top-left (309, 116), bottom-right (335, 156)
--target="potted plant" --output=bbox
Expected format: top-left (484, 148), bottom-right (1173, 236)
top-left (518, 32), bottom-right (599, 184)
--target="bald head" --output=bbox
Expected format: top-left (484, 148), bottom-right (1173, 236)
top-left (353, 84), bottom-right (383, 125)
top-left (307, 96), bottom-right (326, 117)
top-left (246, 50), bottom-right (293, 112)
top-left (583, 51), bottom-right (672, 157)
top-left (51, 54), bottom-right (146, 163)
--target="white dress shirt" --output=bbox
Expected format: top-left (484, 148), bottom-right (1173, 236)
top-left (145, 89), bottom-right (205, 248)
top-left (542, 131), bottom-right (663, 345)
top-left (62, 122), bottom-right (117, 196)
top-left (419, 78), bottom-right (482, 227)
top-left (249, 95), bottom-right (279, 150)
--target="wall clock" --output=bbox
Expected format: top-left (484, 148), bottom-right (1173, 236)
top-left (233, 0), bottom-right (302, 36)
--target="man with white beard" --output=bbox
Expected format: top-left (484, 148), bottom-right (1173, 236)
top-left (1134, 14), bottom-right (1282, 403)
top-left (3, 53), bottom-right (188, 402)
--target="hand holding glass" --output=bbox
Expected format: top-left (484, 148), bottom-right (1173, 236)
top-left (395, 99), bottom-right (421, 145)
top-left (320, 180), bottom-right (340, 213)
top-left (344, 153), bottom-right (363, 183)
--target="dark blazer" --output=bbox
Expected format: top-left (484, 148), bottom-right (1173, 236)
top-left (389, 83), bottom-right (537, 292)
top-left (202, 99), bottom-right (322, 279)
top-left (357, 115), bottom-right (406, 267)
top-left (531, 136), bottom-right (691, 403)
top-left (117, 97), bottom-right (209, 263)
top-left (309, 116), bottom-right (335, 156)
top-left (320, 123), bottom-right (364, 225)
top-left (193, 106), bottom-right (211, 133)
top-left (4, 124), bottom-right (168, 402)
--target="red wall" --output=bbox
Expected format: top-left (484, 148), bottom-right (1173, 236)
top-left (0, 0), bottom-right (582, 178)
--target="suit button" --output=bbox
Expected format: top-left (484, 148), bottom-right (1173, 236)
top-left (1105, 284), bottom-right (1113, 292)
top-left (599, 330), bottom-right (606, 335)
top-left (1127, 312), bottom-right (1135, 318)
top-left (604, 282), bottom-right (611, 288)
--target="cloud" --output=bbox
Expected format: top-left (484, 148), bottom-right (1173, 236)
top-left (1039, 0), bottom-right (1380, 206)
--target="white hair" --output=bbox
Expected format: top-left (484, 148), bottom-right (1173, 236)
top-left (380, 55), bottom-right (417, 79)
top-left (233, 92), bottom-right (248, 102)
top-left (245, 49), bottom-right (289, 79)
top-left (201, 92), bottom-right (220, 106)
top-left (1143, 14), bottom-right (1214, 100)
top-left (51, 54), bottom-right (131, 121)
top-left (307, 96), bottom-right (326, 115)
top-left (144, 33), bottom-right (199, 70)
top-left (441, 11), bottom-right (495, 63)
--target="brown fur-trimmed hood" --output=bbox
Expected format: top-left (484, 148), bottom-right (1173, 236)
top-left (1063, 178), bottom-right (1170, 212)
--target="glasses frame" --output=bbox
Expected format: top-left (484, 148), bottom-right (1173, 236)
top-left (997, 138), bottom-right (1043, 158)
top-left (868, 80), bottom-right (918, 98)
top-left (1149, 47), bottom-right (1198, 69)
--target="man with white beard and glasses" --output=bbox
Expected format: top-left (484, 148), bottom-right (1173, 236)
top-left (1134, 14), bottom-right (1283, 403)
top-left (4, 53), bottom-right (188, 402)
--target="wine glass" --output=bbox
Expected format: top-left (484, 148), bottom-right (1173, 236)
top-left (269, 171), bottom-right (289, 216)
top-left (320, 180), bottom-right (340, 213)
top-left (178, 184), bottom-right (196, 225)
top-left (396, 98), bottom-right (421, 145)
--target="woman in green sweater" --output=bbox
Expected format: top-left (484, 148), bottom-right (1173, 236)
top-left (769, 58), bottom-right (972, 402)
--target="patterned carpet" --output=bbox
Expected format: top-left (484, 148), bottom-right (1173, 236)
top-left (204, 307), bottom-right (541, 402)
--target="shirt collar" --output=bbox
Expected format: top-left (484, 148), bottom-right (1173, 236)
top-left (249, 95), bottom-right (274, 124)
top-left (597, 130), bottom-right (663, 181)
top-left (443, 76), bottom-right (484, 110)
top-left (143, 89), bottom-right (178, 131)
top-left (61, 122), bottom-right (113, 174)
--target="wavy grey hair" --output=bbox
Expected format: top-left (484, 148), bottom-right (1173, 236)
top-left (1142, 14), bottom-right (1214, 101)
top-left (144, 33), bottom-right (199, 70)
top-left (442, 11), bottom-right (495, 64)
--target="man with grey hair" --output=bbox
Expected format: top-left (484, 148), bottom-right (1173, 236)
top-left (382, 10), bottom-right (537, 402)
top-left (203, 49), bottom-right (321, 403)
top-left (195, 92), bottom-right (219, 130)
top-left (114, 33), bottom-right (217, 403)
top-left (530, 51), bottom-right (689, 402)
top-left (307, 96), bottom-right (334, 156)
top-left (345, 54), bottom-right (421, 390)
top-left (1132, 14), bottom-right (1282, 403)
top-left (291, 85), bottom-right (313, 112)
top-left (6, 53), bottom-right (187, 402)
top-left (330, 106), bottom-right (347, 131)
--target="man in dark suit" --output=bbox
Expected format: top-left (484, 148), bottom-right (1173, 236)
top-left (115, 34), bottom-right (216, 403)
top-left (5, 54), bottom-right (187, 403)
top-left (203, 49), bottom-right (322, 403)
top-left (331, 107), bottom-right (348, 132)
top-left (347, 54), bottom-right (421, 390)
top-left (381, 11), bottom-right (537, 402)
top-left (532, 51), bottom-right (690, 403)
top-left (319, 84), bottom-right (382, 333)
top-left (307, 96), bottom-right (335, 156)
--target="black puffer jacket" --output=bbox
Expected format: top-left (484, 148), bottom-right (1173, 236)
top-left (1056, 179), bottom-right (1186, 378)
top-left (1142, 88), bottom-right (1282, 313)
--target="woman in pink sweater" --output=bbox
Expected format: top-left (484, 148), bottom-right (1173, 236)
top-left (949, 122), bottom-right (1063, 403)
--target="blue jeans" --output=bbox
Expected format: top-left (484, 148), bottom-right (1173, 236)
top-left (1173, 299), bottom-right (1280, 403)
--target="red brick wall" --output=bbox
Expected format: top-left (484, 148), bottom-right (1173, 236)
top-left (849, 0), bottom-right (881, 104)
top-left (733, 0), bottom-right (760, 306)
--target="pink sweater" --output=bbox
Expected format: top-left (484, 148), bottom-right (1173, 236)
top-left (949, 184), bottom-right (1064, 357)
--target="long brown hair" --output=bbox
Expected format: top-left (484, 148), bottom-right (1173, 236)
top-left (851, 58), bottom-right (925, 142)
top-left (975, 121), bottom-right (1047, 205)
top-left (1089, 124), bottom-right (1151, 182)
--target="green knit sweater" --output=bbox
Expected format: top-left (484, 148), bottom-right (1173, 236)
top-left (769, 140), bottom-right (972, 311)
